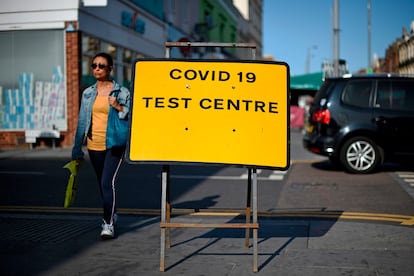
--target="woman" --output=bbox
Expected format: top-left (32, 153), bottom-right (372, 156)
top-left (72, 52), bottom-right (131, 239)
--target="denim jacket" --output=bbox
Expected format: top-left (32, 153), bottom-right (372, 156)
top-left (71, 81), bottom-right (131, 159)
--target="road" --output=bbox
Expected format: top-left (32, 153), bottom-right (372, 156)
top-left (1, 129), bottom-right (414, 222)
top-left (1, 129), bottom-right (414, 275)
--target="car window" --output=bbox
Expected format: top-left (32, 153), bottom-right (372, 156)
top-left (313, 80), bottom-right (335, 107)
top-left (375, 80), bottom-right (414, 111)
top-left (342, 80), bottom-right (372, 108)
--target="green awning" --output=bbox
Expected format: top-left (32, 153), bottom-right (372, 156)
top-left (290, 71), bottom-right (324, 90)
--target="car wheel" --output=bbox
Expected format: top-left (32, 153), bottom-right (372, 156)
top-left (339, 136), bottom-right (381, 174)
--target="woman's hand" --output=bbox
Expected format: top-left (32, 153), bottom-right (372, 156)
top-left (109, 96), bottom-right (123, 112)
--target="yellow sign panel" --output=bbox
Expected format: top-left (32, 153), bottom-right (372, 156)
top-left (127, 59), bottom-right (290, 169)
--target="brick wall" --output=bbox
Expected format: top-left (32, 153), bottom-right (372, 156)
top-left (62, 21), bottom-right (81, 148)
top-left (0, 131), bottom-right (28, 149)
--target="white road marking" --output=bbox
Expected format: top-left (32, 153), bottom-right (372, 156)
top-left (170, 170), bottom-right (287, 181)
top-left (396, 172), bottom-right (414, 189)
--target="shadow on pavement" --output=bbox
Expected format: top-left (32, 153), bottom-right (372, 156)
top-left (162, 212), bottom-right (341, 272)
top-left (0, 213), bottom-right (161, 275)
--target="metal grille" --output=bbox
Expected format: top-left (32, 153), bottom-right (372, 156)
top-left (0, 216), bottom-right (97, 243)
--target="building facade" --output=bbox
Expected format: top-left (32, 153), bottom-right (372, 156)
top-left (398, 22), bottom-right (414, 75)
top-left (378, 21), bottom-right (414, 75)
top-left (0, 0), bottom-right (262, 148)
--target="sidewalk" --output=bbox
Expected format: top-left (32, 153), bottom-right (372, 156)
top-left (0, 147), bottom-right (72, 159)
top-left (1, 212), bottom-right (414, 275)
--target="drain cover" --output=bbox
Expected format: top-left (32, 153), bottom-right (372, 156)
top-left (0, 216), bottom-right (97, 243)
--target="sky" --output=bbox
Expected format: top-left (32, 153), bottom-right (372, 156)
top-left (263, 0), bottom-right (414, 76)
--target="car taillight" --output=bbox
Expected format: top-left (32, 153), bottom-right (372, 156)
top-left (312, 109), bottom-right (330, 124)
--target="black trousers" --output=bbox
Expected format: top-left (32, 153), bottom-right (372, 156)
top-left (88, 147), bottom-right (124, 224)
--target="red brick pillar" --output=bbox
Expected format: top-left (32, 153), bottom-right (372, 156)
top-left (63, 21), bottom-right (81, 147)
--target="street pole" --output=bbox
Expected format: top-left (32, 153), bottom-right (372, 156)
top-left (333, 0), bottom-right (340, 77)
top-left (367, 0), bottom-right (372, 71)
top-left (305, 45), bottom-right (317, 74)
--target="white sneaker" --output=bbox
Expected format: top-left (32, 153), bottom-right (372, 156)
top-left (100, 220), bottom-right (114, 239)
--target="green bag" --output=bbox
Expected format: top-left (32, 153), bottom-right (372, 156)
top-left (63, 160), bottom-right (83, 208)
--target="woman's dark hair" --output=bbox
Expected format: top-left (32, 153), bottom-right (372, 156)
top-left (93, 52), bottom-right (113, 68)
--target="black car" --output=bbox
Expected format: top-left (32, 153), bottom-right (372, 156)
top-left (303, 73), bottom-right (414, 173)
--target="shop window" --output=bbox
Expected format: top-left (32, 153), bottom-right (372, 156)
top-left (81, 55), bottom-right (96, 89)
top-left (82, 35), bottom-right (99, 55)
top-left (100, 41), bottom-right (117, 61)
top-left (123, 66), bottom-right (133, 89)
top-left (82, 36), bottom-right (118, 88)
top-left (122, 50), bottom-right (145, 89)
top-left (123, 49), bottom-right (132, 64)
top-left (122, 49), bottom-right (133, 88)
top-left (0, 30), bottom-right (66, 131)
top-left (81, 34), bottom-right (139, 90)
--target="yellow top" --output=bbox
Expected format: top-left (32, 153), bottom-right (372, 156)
top-left (87, 95), bottom-right (109, 151)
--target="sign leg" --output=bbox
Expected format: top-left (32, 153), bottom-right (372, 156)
top-left (166, 166), bottom-right (171, 248)
top-left (252, 168), bottom-right (258, 272)
top-left (160, 165), bottom-right (169, 272)
top-left (245, 168), bottom-right (252, 247)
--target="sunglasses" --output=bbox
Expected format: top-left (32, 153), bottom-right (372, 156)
top-left (91, 63), bottom-right (108, 69)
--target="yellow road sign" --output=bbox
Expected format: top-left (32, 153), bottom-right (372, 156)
top-left (127, 59), bottom-right (290, 169)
